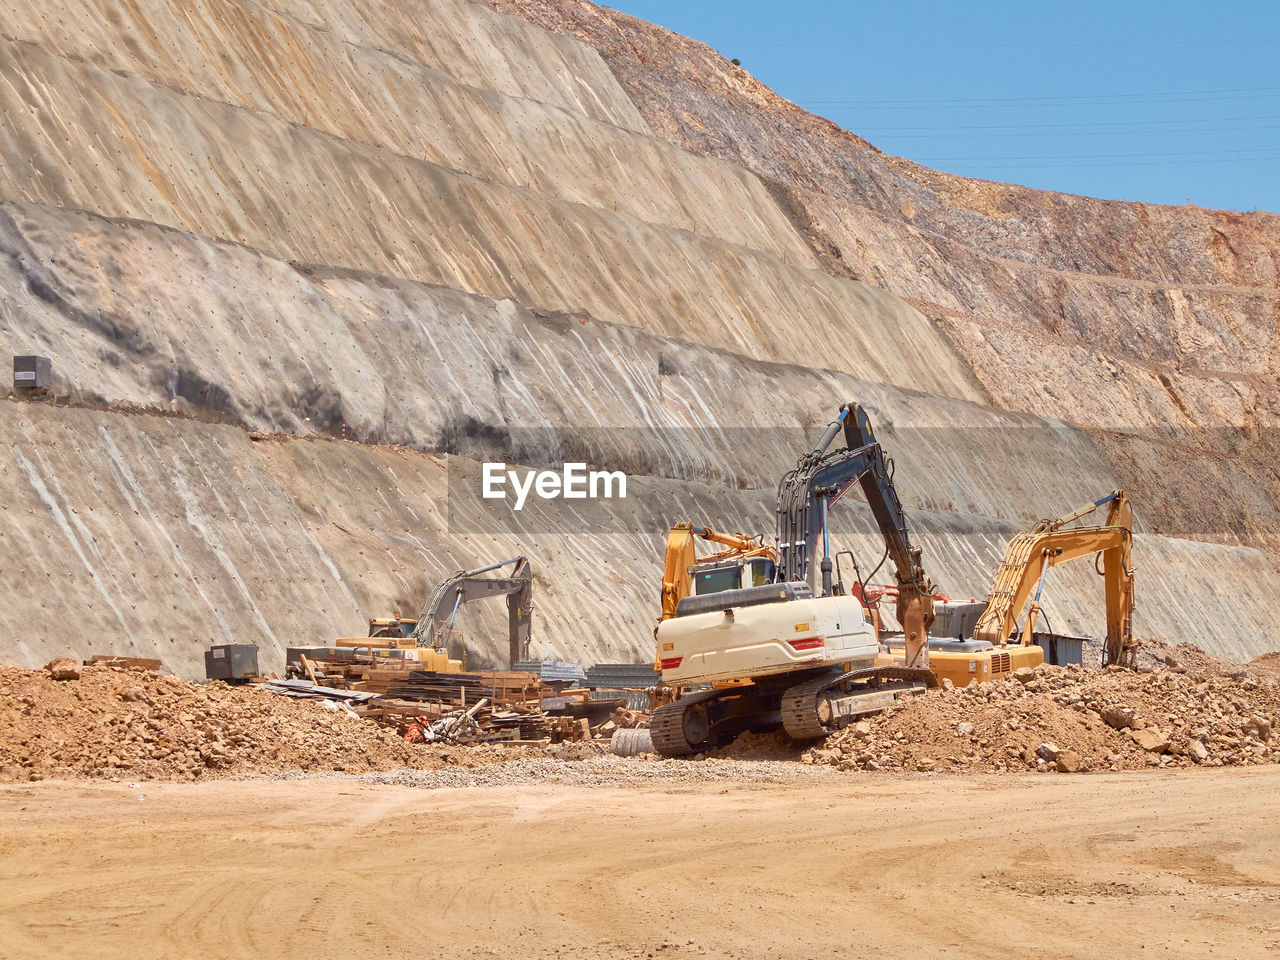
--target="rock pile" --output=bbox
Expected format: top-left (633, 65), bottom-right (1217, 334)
top-left (1134, 639), bottom-right (1257, 678)
top-left (1249, 652), bottom-right (1280, 678)
top-left (804, 661), bottom-right (1280, 774)
top-left (0, 662), bottom-right (516, 782)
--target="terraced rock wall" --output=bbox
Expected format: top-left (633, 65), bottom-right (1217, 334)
top-left (1, 0), bottom-right (1276, 675)
top-left (485, 0), bottom-right (1280, 557)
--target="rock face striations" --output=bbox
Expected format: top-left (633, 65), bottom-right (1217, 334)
top-left (1, 0), bottom-right (1277, 675)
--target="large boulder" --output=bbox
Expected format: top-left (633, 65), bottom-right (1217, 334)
top-left (1130, 729), bottom-right (1170, 753)
top-left (45, 658), bottom-right (80, 681)
top-left (1101, 705), bottom-right (1137, 730)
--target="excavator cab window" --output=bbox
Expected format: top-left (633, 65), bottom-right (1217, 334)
top-left (745, 557), bottom-right (775, 587)
top-left (694, 563), bottom-right (744, 596)
top-left (369, 618), bottom-right (417, 639)
top-left (693, 557), bottom-right (778, 595)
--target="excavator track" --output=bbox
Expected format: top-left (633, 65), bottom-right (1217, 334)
top-left (650, 688), bottom-right (724, 757)
top-left (781, 666), bottom-right (936, 740)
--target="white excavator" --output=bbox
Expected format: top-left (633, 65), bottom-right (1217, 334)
top-left (651, 403), bottom-right (1141, 757)
top-left (651, 403), bottom-right (941, 755)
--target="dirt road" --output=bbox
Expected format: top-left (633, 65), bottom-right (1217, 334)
top-left (2, 767), bottom-right (1278, 959)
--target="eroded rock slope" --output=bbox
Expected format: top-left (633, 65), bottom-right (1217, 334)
top-left (1, 0), bottom-right (1276, 674)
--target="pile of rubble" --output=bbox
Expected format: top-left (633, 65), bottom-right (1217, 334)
top-left (9, 643), bottom-right (1279, 784)
top-left (288, 653), bottom-right (651, 744)
top-left (1134, 638), bottom-right (1259, 677)
top-left (804, 661), bottom-right (1280, 774)
top-left (1249, 652), bottom-right (1280, 678)
top-left (0, 660), bottom-right (517, 782)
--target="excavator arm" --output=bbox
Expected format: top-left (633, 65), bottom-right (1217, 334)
top-left (410, 556), bottom-right (534, 668)
top-left (776, 403), bottom-right (935, 668)
top-left (973, 491), bottom-right (1136, 667)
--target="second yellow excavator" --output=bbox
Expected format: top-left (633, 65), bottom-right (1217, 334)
top-left (877, 490), bottom-right (1137, 685)
top-left (972, 489), bottom-right (1137, 669)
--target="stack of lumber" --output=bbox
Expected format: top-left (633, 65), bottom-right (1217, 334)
top-left (310, 661), bottom-right (367, 681)
top-left (356, 664), bottom-right (420, 695)
top-left (378, 671), bottom-right (554, 706)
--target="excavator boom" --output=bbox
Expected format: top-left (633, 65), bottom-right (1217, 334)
top-left (410, 556), bottom-right (534, 668)
top-left (973, 491), bottom-right (1136, 667)
top-left (776, 403), bottom-right (935, 668)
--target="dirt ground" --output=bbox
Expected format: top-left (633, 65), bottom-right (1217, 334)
top-left (2, 768), bottom-right (1278, 960)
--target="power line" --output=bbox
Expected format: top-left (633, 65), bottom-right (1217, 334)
top-left (799, 85), bottom-right (1280, 108)
top-left (852, 113), bottom-right (1280, 133)
top-left (710, 37), bottom-right (1280, 51)
top-left (916, 145), bottom-right (1280, 162)
top-left (927, 153), bottom-right (1280, 170)
top-left (916, 152), bottom-right (1280, 171)
top-left (874, 125), bottom-right (1280, 140)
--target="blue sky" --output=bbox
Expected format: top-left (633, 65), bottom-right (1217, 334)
top-left (604, 1), bottom-right (1280, 213)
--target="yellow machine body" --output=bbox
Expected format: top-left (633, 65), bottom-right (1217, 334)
top-left (877, 643), bottom-right (1044, 686)
top-left (334, 618), bottom-right (465, 672)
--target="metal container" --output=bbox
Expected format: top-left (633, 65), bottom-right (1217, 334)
top-left (1033, 632), bottom-right (1086, 666)
top-left (13, 355), bottom-right (51, 390)
top-left (205, 644), bottom-right (260, 680)
top-left (929, 601), bottom-right (987, 640)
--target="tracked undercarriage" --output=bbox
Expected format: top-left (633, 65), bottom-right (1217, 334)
top-left (650, 665), bottom-right (937, 757)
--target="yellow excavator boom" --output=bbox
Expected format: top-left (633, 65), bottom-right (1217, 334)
top-left (973, 490), bottom-right (1137, 667)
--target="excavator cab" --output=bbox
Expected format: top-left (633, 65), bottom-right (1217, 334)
top-left (368, 617), bottom-right (417, 639)
top-left (692, 556), bottom-right (776, 596)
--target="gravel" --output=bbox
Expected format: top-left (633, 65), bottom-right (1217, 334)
top-left (267, 754), bottom-right (840, 789)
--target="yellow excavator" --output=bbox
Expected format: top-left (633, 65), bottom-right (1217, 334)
top-left (877, 489), bottom-right (1138, 684)
top-left (972, 489), bottom-right (1137, 668)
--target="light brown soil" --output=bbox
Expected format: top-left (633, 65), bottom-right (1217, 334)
top-left (806, 662), bottom-right (1280, 774)
top-left (0, 662), bottom-right (516, 781)
top-left (1250, 652), bottom-right (1280, 678)
top-left (2, 769), bottom-right (1278, 960)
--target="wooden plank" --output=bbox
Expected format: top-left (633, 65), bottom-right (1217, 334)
top-left (89, 655), bottom-right (164, 671)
